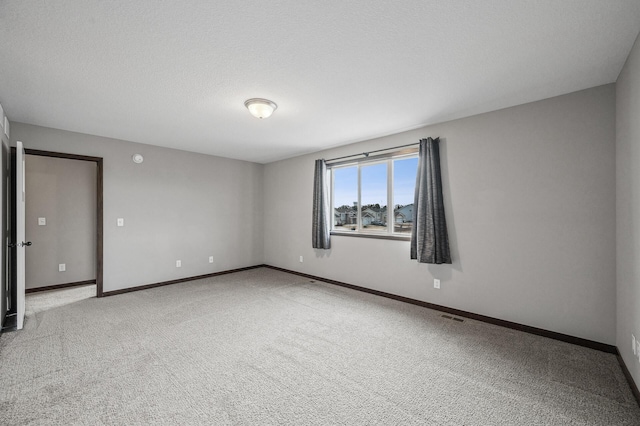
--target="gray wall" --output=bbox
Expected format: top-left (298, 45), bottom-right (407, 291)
top-left (263, 84), bottom-right (616, 344)
top-left (25, 155), bottom-right (96, 289)
top-left (616, 32), bottom-right (640, 386)
top-left (12, 123), bottom-right (264, 293)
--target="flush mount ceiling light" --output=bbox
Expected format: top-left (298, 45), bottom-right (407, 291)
top-left (132, 154), bottom-right (144, 164)
top-left (244, 98), bottom-right (277, 119)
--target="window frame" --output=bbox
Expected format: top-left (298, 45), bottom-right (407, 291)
top-left (328, 148), bottom-right (418, 241)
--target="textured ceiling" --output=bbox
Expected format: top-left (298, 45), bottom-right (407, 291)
top-left (0, 1), bottom-right (639, 163)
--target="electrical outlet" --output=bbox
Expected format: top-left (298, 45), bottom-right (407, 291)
top-left (38, 217), bottom-right (46, 226)
top-left (434, 279), bottom-right (440, 289)
top-left (299, 256), bottom-right (303, 263)
top-left (176, 260), bottom-right (181, 268)
top-left (209, 256), bottom-right (214, 263)
top-left (634, 335), bottom-right (637, 356)
top-left (58, 263), bottom-right (66, 272)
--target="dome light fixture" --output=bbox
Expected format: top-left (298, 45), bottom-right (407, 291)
top-left (244, 98), bottom-right (277, 119)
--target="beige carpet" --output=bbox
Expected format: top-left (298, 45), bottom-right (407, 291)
top-left (0, 268), bottom-right (637, 425)
top-left (25, 284), bottom-right (96, 316)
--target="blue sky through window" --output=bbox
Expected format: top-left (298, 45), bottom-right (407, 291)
top-left (361, 163), bottom-right (387, 207)
top-left (393, 157), bottom-right (418, 206)
top-left (333, 156), bottom-right (418, 208)
top-left (333, 167), bottom-right (357, 207)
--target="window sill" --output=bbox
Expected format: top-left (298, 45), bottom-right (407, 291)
top-left (330, 231), bottom-right (411, 241)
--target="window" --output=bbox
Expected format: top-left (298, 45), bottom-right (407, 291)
top-left (329, 150), bottom-right (419, 239)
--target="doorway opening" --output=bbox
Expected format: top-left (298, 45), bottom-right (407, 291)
top-left (5, 148), bottom-right (103, 330)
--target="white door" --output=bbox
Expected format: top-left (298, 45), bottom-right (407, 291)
top-left (16, 141), bottom-right (26, 329)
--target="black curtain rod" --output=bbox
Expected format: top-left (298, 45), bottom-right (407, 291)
top-left (325, 139), bottom-right (437, 163)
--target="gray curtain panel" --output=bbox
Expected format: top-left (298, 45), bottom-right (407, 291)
top-left (410, 138), bottom-right (452, 264)
top-left (312, 159), bottom-right (331, 249)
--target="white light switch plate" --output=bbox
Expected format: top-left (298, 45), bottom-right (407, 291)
top-left (176, 260), bottom-right (181, 268)
top-left (58, 263), bottom-right (66, 272)
top-left (209, 256), bottom-right (214, 263)
top-left (38, 217), bottom-right (46, 226)
top-left (117, 218), bottom-right (124, 227)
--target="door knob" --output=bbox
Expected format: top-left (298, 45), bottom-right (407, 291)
top-left (20, 241), bottom-right (32, 247)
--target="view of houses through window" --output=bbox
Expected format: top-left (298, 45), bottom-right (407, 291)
top-left (331, 154), bottom-right (418, 236)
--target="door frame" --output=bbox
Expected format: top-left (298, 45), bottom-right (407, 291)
top-left (18, 149), bottom-right (104, 297)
